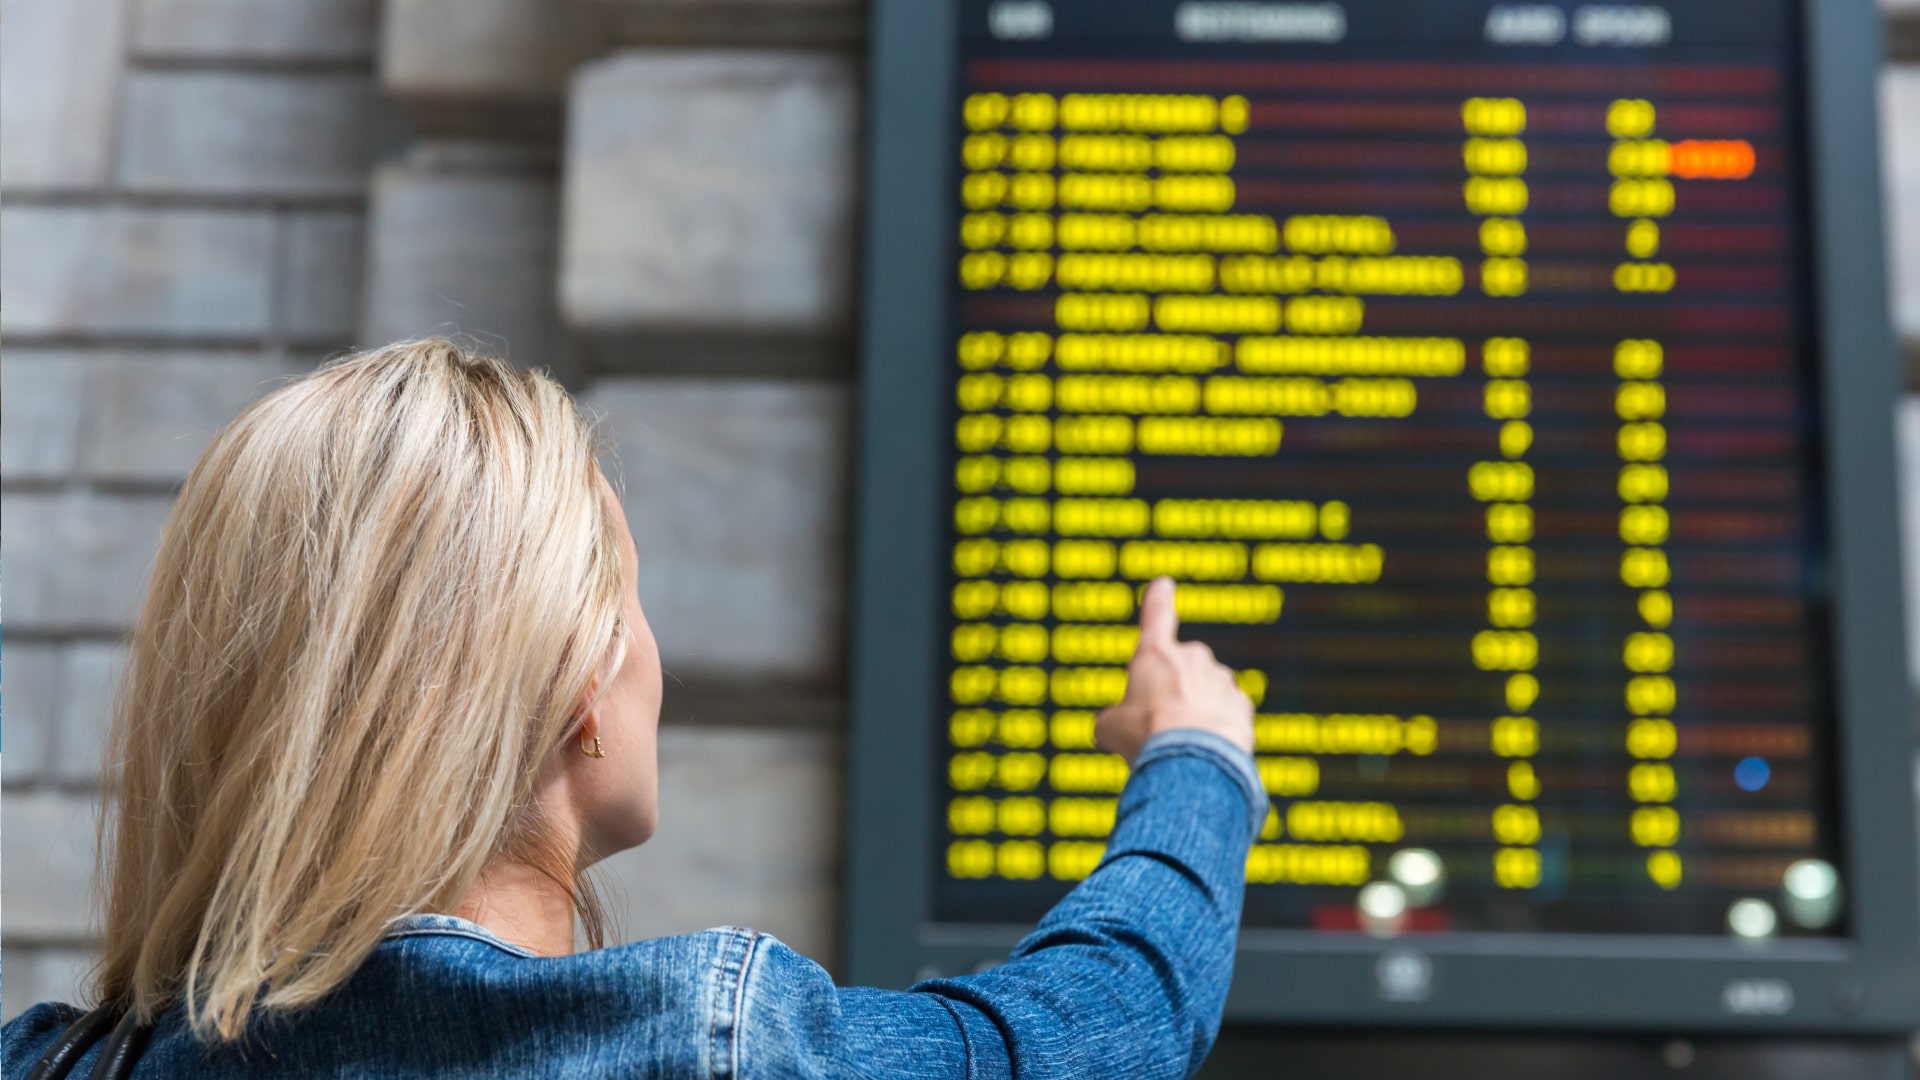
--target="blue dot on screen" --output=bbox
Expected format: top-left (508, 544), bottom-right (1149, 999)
top-left (1735, 757), bottom-right (1771, 792)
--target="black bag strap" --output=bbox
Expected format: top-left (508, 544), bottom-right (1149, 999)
top-left (24, 1004), bottom-right (154, 1080)
top-left (24, 1005), bottom-right (120, 1080)
top-left (84, 1009), bottom-right (156, 1080)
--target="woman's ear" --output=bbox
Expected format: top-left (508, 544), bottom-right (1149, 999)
top-left (570, 676), bottom-right (604, 751)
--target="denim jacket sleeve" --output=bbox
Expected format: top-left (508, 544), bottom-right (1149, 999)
top-left (745, 729), bottom-right (1266, 1080)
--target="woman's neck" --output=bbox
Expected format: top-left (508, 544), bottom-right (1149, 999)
top-left (455, 857), bottom-right (579, 957)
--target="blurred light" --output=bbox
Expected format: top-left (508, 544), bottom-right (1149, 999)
top-left (1734, 757), bottom-right (1770, 792)
top-left (1386, 848), bottom-right (1445, 906)
top-left (1359, 881), bottom-right (1407, 919)
top-left (1728, 897), bottom-right (1778, 939)
top-left (1358, 881), bottom-right (1408, 937)
top-left (1374, 949), bottom-right (1433, 1002)
top-left (1782, 858), bottom-right (1841, 929)
top-left (1784, 858), bottom-right (1837, 901)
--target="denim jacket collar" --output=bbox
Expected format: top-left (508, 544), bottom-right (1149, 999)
top-left (382, 913), bottom-right (537, 959)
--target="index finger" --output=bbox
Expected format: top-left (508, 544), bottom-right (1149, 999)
top-left (1138, 577), bottom-right (1179, 646)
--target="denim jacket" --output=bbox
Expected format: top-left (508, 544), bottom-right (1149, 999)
top-left (4, 730), bottom-right (1266, 1079)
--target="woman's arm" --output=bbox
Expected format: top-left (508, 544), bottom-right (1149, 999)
top-left (901, 727), bottom-right (1264, 1078)
top-left (743, 580), bottom-right (1262, 1079)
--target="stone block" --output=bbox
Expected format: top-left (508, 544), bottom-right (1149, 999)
top-left (585, 378), bottom-right (850, 689)
top-left (133, 0), bottom-right (379, 60)
top-left (1, 793), bottom-right (100, 941)
top-left (0, 207), bottom-right (277, 341)
top-left (381, 0), bottom-right (600, 133)
top-left (1, 947), bottom-right (102, 1021)
top-left (1887, 68), bottom-right (1919, 345)
top-left (2, 949), bottom-right (29, 1022)
top-left (80, 353), bottom-right (298, 484)
top-left (118, 72), bottom-right (381, 198)
top-left (560, 52), bottom-right (858, 348)
top-left (1901, 397), bottom-right (1920, 683)
top-left (0, 0), bottom-right (126, 189)
top-left (587, 0), bottom-right (863, 45)
top-left (52, 645), bottom-right (129, 785)
top-left (362, 155), bottom-right (570, 375)
top-left (595, 727), bottom-right (841, 965)
top-left (2, 643), bottom-right (59, 785)
top-left (2, 493), bottom-right (177, 634)
top-left (287, 215), bottom-right (368, 333)
top-left (0, 949), bottom-right (99, 1018)
top-left (283, 212), bottom-right (367, 345)
top-left (1, 352), bottom-right (85, 481)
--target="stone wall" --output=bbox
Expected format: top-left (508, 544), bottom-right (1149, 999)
top-left (2, 0), bottom-right (381, 1018)
top-left (4, 0), bottom-right (1920, 1022)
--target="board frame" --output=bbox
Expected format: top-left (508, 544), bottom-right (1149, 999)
top-left (842, 0), bottom-right (1920, 1032)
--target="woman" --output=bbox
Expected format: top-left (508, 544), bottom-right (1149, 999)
top-left (4, 340), bottom-right (1262, 1078)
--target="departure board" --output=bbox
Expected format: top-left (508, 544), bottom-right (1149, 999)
top-left (848, 0), bottom-right (1920, 1031)
top-left (931, 0), bottom-right (1847, 940)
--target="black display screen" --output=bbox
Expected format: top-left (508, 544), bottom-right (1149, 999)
top-left (931, 0), bottom-right (1847, 940)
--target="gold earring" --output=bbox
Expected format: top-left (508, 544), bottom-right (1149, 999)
top-left (579, 731), bottom-right (605, 759)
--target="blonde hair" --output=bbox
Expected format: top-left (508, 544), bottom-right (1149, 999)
top-left (92, 339), bottom-right (628, 1040)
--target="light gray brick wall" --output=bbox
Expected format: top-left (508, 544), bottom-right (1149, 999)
top-left (3, 493), bottom-right (179, 633)
top-left (588, 378), bottom-right (851, 693)
top-left (283, 212), bottom-right (369, 344)
top-left (584, 0), bottom-right (864, 46)
top-left (2, 793), bottom-right (102, 943)
top-left (1, 788), bottom-right (104, 1011)
top-left (1900, 402), bottom-right (1920, 683)
top-left (596, 727), bottom-right (842, 961)
top-left (545, 46), bottom-right (865, 967)
top-left (49, 645), bottom-right (130, 786)
top-left (1, 207), bottom-right (280, 340)
top-left (1, 354), bottom-right (86, 482)
top-left (1887, 67), bottom-right (1919, 346)
top-left (78, 354), bottom-right (299, 483)
top-left (560, 53), bottom-right (859, 341)
top-left (1, 0), bottom-right (382, 1018)
top-left (361, 149), bottom-right (569, 372)
top-left (132, 0), bottom-right (380, 61)
top-left (380, 0), bottom-right (600, 112)
top-left (1, 646), bottom-right (59, 785)
top-left (0, 0), bottom-right (128, 190)
top-left (118, 72), bottom-right (384, 198)
top-left (1, 949), bottom-right (99, 1030)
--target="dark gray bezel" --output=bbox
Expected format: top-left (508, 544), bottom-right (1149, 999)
top-left (842, 0), bottom-right (1920, 1032)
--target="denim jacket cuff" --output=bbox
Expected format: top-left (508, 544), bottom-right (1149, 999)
top-left (1134, 728), bottom-right (1269, 841)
